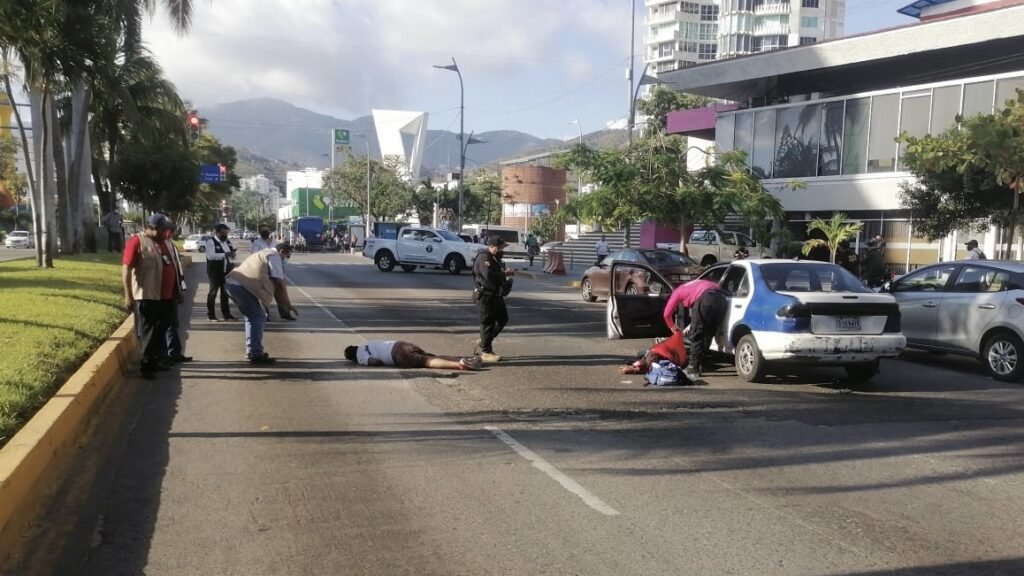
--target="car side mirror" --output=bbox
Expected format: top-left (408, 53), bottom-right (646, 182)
top-left (432, 237), bottom-right (443, 243)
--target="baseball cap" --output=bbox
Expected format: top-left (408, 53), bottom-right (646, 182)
top-left (146, 214), bottom-right (169, 229)
top-left (214, 223), bottom-right (230, 231)
top-left (964, 239), bottom-right (979, 248)
top-left (485, 235), bottom-right (507, 247)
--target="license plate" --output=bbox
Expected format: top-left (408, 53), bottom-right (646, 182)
top-left (835, 317), bottom-right (861, 332)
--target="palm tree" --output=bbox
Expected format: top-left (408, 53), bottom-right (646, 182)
top-left (801, 213), bottom-right (864, 264)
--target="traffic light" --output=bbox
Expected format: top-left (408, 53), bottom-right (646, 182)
top-left (187, 111), bottom-right (201, 141)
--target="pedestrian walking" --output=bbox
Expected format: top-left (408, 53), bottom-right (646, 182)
top-left (122, 214), bottom-right (178, 379)
top-left (251, 227), bottom-right (277, 252)
top-left (472, 235), bottom-right (515, 363)
top-left (205, 223), bottom-right (239, 322)
top-left (965, 239), bottom-right (987, 260)
top-left (344, 340), bottom-right (482, 371)
top-left (595, 234), bottom-right (610, 266)
top-left (161, 220), bottom-right (192, 364)
top-left (103, 208), bottom-right (124, 252)
top-left (662, 278), bottom-right (729, 381)
top-left (224, 243), bottom-right (298, 364)
top-left (525, 233), bottom-right (540, 266)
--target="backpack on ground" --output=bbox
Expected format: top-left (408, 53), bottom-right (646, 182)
top-left (645, 360), bottom-right (685, 387)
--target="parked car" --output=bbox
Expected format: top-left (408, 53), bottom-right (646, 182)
top-left (363, 225), bottom-right (486, 274)
top-left (4, 230), bottom-right (34, 249)
top-left (540, 241), bottom-right (563, 254)
top-left (657, 229), bottom-right (768, 267)
top-left (608, 259), bottom-right (906, 382)
top-left (882, 260), bottom-right (1024, 381)
top-left (183, 234), bottom-right (211, 252)
top-left (580, 248), bottom-right (702, 303)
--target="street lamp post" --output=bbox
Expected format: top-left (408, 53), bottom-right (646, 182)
top-left (433, 58), bottom-right (465, 229)
top-left (354, 134), bottom-right (371, 230)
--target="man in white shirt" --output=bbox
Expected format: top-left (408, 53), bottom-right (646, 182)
top-left (205, 223), bottom-right (239, 321)
top-left (251, 227), bottom-right (277, 252)
top-left (595, 235), bottom-right (610, 266)
top-left (965, 239), bottom-right (987, 260)
top-left (344, 340), bottom-right (481, 371)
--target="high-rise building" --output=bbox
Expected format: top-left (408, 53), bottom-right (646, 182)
top-left (239, 174), bottom-right (282, 214)
top-left (645, 0), bottom-right (845, 74)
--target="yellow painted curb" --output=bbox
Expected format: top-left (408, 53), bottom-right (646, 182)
top-left (0, 316), bottom-right (138, 566)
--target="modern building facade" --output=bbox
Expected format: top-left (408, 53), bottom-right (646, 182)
top-left (239, 174), bottom-right (282, 216)
top-left (645, 0), bottom-right (845, 75)
top-left (662, 0), bottom-right (1024, 271)
top-left (371, 109), bottom-right (428, 183)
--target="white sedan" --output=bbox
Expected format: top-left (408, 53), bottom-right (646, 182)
top-left (4, 230), bottom-right (34, 249)
top-left (183, 234), bottom-right (211, 252)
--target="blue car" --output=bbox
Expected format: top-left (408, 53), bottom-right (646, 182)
top-left (607, 259), bottom-right (907, 382)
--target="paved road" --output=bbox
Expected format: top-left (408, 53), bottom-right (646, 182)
top-left (52, 250), bottom-right (1024, 575)
top-left (0, 247), bottom-right (34, 262)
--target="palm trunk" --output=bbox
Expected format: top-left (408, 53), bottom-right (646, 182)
top-left (69, 84), bottom-right (95, 252)
top-left (29, 89), bottom-right (46, 266)
top-left (3, 70), bottom-right (39, 239)
top-left (51, 101), bottom-right (72, 254)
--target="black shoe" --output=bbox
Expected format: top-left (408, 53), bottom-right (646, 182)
top-left (169, 355), bottom-right (193, 363)
top-left (279, 314), bottom-right (296, 321)
top-left (223, 315), bottom-right (239, 321)
top-left (249, 353), bottom-right (277, 365)
top-left (208, 315), bottom-right (220, 322)
top-left (154, 362), bottom-right (172, 371)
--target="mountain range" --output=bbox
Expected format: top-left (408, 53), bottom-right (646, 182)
top-left (201, 98), bottom-right (626, 181)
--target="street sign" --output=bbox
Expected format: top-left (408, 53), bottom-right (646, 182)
top-left (200, 163), bottom-right (226, 183)
top-left (333, 129), bottom-right (350, 146)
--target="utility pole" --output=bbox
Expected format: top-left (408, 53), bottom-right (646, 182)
top-left (627, 0), bottom-right (636, 146)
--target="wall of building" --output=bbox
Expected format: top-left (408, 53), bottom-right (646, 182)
top-left (500, 166), bottom-right (567, 236)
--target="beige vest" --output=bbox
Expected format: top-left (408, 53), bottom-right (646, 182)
top-left (227, 249), bottom-right (278, 306)
top-left (131, 234), bottom-right (164, 300)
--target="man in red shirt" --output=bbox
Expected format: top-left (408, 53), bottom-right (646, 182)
top-left (662, 278), bottom-right (728, 380)
top-left (122, 214), bottom-right (178, 379)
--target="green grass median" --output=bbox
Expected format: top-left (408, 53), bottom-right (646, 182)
top-left (0, 254), bottom-right (127, 445)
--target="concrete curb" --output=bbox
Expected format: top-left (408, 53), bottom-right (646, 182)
top-left (0, 309), bottom-right (138, 565)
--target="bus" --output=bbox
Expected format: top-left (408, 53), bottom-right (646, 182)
top-left (294, 216), bottom-right (325, 251)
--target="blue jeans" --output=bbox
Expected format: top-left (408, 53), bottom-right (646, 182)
top-left (226, 282), bottom-right (267, 358)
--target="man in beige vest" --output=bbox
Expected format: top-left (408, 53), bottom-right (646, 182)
top-left (225, 243), bottom-right (298, 364)
top-left (122, 214), bottom-right (178, 379)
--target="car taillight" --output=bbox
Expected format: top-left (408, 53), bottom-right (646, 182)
top-left (1017, 298), bottom-right (1024, 306)
top-left (776, 302), bottom-right (811, 317)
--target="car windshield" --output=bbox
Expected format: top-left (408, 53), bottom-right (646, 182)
top-left (435, 230), bottom-right (461, 242)
top-left (10, 231), bottom-right (29, 237)
top-left (187, 235), bottom-right (200, 241)
top-left (759, 262), bottom-right (870, 293)
top-left (640, 250), bottom-right (697, 267)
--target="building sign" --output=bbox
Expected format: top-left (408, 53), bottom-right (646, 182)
top-left (502, 203), bottom-right (550, 217)
top-left (333, 128), bottom-right (351, 156)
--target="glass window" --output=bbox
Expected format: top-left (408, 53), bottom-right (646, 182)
top-left (721, 266), bottom-right (750, 297)
top-left (802, 0), bottom-right (820, 6)
top-left (819, 101), bottom-right (843, 176)
top-left (716, 114), bottom-right (736, 153)
top-left (800, 16), bottom-right (819, 28)
top-left (962, 81), bottom-right (994, 117)
top-left (951, 266), bottom-right (1010, 293)
top-left (867, 94), bottom-right (898, 173)
top-left (893, 264), bottom-right (957, 292)
top-left (995, 77), bottom-right (1024, 111)
top-left (700, 265), bottom-right (728, 284)
top-left (760, 263), bottom-right (870, 293)
top-left (898, 94), bottom-right (931, 171)
top-left (799, 37), bottom-right (817, 46)
top-left (690, 230), bottom-right (715, 244)
top-left (774, 103), bottom-right (820, 178)
top-left (842, 98), bottom-right (869, 175)
top-left (931, 85), bottom-right (961, 134)
top-left (752, 110), bottom-right (776, 179)
top-left (734, 112), bottom-right (754, 158)
top-left (641, 250), bottom-right (698, 267)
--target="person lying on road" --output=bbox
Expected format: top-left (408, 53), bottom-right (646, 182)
top-left (619, 332), bottom-right (690, 381)
top-left (345, 340), bottom-right (482, 371)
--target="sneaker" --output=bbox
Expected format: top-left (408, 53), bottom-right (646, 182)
top-left (480, 352), bottom-right (502, 363)
top-left (169, 355), bottom-right (193, 363)
top-left (683, 367), bottom-right (701, 382)
top-left (459, 356), bottom-right (482, 371)
top-left (223, 315), bottom-right (239, 321)
top-left (208, 316), bottom-right (220, 322)
top-left (249, 353), bottom-right (277, 365)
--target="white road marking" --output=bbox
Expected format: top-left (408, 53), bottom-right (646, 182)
top-left (287, 280), bottom-right (367, 343)
top-left (484, 425), bottom-right (620, 517)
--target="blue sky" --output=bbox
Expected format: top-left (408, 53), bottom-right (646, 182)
top-left (144, 0), bottom-right (916, 141)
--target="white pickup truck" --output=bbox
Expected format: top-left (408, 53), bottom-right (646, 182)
top-left (363, 226), bottom-right (486, 275)
top-left (657, 228), bottom-right (767, 267)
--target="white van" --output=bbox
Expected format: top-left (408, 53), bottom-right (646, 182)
top-left (462, 225), bottom-right (527, 258)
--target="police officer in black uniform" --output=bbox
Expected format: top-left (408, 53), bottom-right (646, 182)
top-left (473, 235), bottom-right (515, 363)
top-left (205, 223), bottom-right (239, 322)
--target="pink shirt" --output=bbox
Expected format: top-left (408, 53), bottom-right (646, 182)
top-left (662, 279), bottom-right (722, 330)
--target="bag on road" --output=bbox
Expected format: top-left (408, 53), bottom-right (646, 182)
top-left (645, 360), bottom-right (685, 387)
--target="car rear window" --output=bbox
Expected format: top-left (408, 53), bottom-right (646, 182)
top-left (483, 229), bottom-right (519, 244)
top-left (760, 262), bottom-right (870, 293)
top-left (641, 250), bottom-right (697, 267)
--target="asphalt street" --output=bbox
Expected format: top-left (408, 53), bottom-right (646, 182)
top-left (50, 246), bottom-right (1024, 575)
top-left (0, 247), bottom-right (34, 262)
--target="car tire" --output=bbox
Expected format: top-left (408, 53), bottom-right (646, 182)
top-left (199, 246), bottom-right (206, 253)
top-left (735, 334), bottom-right (766, 383)
top-left (375, 251), bottom-right (396, 272)
top-left (581, 278), bottom-right (597, 302)
top-left (701, 255), bottom-right (717, 267)
top-left (445, 254), bottom-right (465, 275)
top-left (401, 264), bottom-right (417, 273)
top-left (845, 359), bottom-right (880, 382)
top-left (982, 332), bottom-right (1024, 382)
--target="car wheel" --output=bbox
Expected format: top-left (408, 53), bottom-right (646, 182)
top-left (581, 278), bottom-right (597, 302)
top-left (701, 255), bottom-right (717, 267)
top-left (199, 246), bottom-right (206, 253)
top-left (401, 264), bottom-right (417, 273)
top-left (845, 359), bottom-right (880, 382)
top-left (983, 332), bottom-right (1024, 382)
top-left (735, 334), bottom-right (766, 383)
top-left (375, 251), bottom-right (396, 272)
top-left (445, 254), bottom-right (465, 275)
top-left (624, 282), bottom-right (638, 295)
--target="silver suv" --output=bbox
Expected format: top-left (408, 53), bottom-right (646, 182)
top-left (884, 260), bottom-right (1024, 381)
